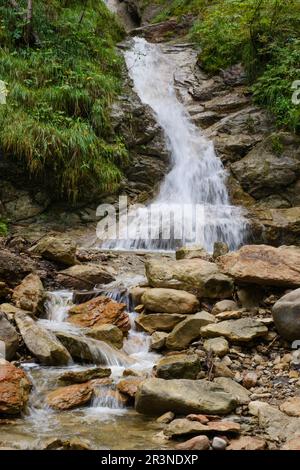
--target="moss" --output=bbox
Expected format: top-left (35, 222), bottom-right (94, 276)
top-left (0, 219), bottom-right (8, 237)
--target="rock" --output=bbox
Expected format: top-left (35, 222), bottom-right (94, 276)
top-left (218, 245), bottom-right (300, 288)
top-left (242, 372), bottom-right (258, 389)
top-left (212, 300), bottom-right (238, 315)
top-left (207, 421), bottom-right (240, 433)
top-left (58, 367), bottom-right (111, 385)
top-left (14, 312), bottom-right (71, 365)
top-left (41, 437), bottom-right (93, 450)
top-left (204, 337), bottom-right (229, 357)
top-left (0, 313), bottom-right (19, 360)
top-left (213, 242), bottom-right (229, 259)
top-left (175, 246), bottom-right (210, 261)
top-left (272, 288), bottom-right (300, 341)
top-left (165, 418), bottom-right (240, 438)
top-left (47, 383), bottom-right (93, 410)
top-left (141, 288), bottom-right (199, 314)
top-left (0, 249), bottom-right (35, 286)
top-left (0, 361), bottom-right (31, 415)
top-left (156, 354), bottom-right (201, 380)
top-left (253, 207), bottom-right (300, 247)
top-left (216, 310), bottom-right (242, 320)
top-left (135, 313), bottom-right (186, 333)
top-left (145, 258), bottom-right (234, 299)
top-left (0, 303), bottom-right (29, 319)
top-left (150, 331), bottom-right (168, 350)
top-left (135, 378), bottom-right (237, 416)
top-left (117, 377), bottom-right (144, 399)
top-left (227, 436), bottom-right (266, 450)
top-left (68, 296), bottom-right (130, 332)
top-left (12, 274), bottom-right (44, 315)
top-left (280, 397), bottom-right (300, 417)
top-left (175, 435), bottom-right (210, 451)
top-left (237, 286), bottom-right (264, 309)
top-left (204, 89), bottom-right (249, 113)
top-left (166, 311), bottom-right (215, 350)
top-left (212, 437), bottom-right (227, 450)
top-left (213, 361), bottom-right (235, 378)
top-left (130, 286), bottom-right (148, 306)
top-left (214, 377), bottom-right (250, 405)
top-left (29, 235), bottom-right (77, 266)
top-left (281, 438), bottom-right (300, 450)
top-left (200, 318), bottom-right (268, 343)
top-left (0, 282), bottom-right (11, 299)
top-left (156, 411), bottom-right (175, 424)
top-left (187, 414), bottom-right (210, 424)
top-left (85, 324), bottom-right (123, 349)
top-left (57, 264), bottom-right (115, 289)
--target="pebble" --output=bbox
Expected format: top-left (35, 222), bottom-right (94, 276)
top-left (212, 437), bottom-right (227, 450)
top-left (242, 372), bottom-right (258, 389)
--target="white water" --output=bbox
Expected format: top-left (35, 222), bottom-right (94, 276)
top-left (104, 38), bottom-right (247, 252)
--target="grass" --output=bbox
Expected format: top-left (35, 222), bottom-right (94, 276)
top-left (0, 0), bottom-right (128, 202)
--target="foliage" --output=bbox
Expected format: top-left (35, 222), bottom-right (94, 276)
top-left (0, 218), bottom-right (8, 237)
top-left (0, 0), bottom-right (128, 201)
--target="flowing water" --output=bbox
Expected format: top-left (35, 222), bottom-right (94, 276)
top-left (103, 37), bottom-right (247, 252)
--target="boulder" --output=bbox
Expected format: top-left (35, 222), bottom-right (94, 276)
top-left (272, 289), bottom-right (300, 341)
top-left (0, 249), bottom-right (35, 286)
top-left (130, 286), bottom-right (149, 306)
top-left (175, 246), bottom-right (211, 261)
top-left (29, 235), bottom-right (77, 266)
top-left (0, 360), bottom-right (31, 415)
top-left (227, 436), bottom-right (266, 450)
top-left (0, 313), bottom-right (19, 360)
top-left (218, 245), bottom-right (300, 288)
top-left (150, 331), bottom-right (168, 350)
top-left (57, 264), bottom-right (115, 289)
top-left (47, 383), bottom-right (93, 410)
top-left (175, 435), bottom-right (210, 450)
top-left (156, 354), bottom-right (201, 380)
top-left (214, 377), bottom-right (250, 405)
top-left (280, 397), bottom-right (300, 417)
top-left (141, 288), bottom-right (199, 314)
top-left (135, 378), bottom-right (237, 416)
top-left (211, 300), bottom-right (238, 315)
top-left (117, 377), bottom-right (144, 399)
top-left (135, 313), bottom-right (186, 333)
top-left (68, 296), bottom-right (130, 332)
top-left (86, 324), bottom-right (123, 349)
top-left (166, 311), bottom-right (215, 350)
top-left (14, 312), bottom-right (71, 365)
top-left (200, 318), bottom-right (268, 343)
top-left (145, 258), bottom-right (233, 299)
top-left (58, 367), bottom-right (111, 385)
top-left (12, 274), bottom-right (44, 315)
top-left (203, 337), bottom-right (229, 357)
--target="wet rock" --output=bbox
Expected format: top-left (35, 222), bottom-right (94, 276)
top-left (242, 372), bottom-right (258, 389)
top-left (280, 397), bottom-right (300, 417)
top-left (29, 235), bottom-right (77, 266)
top-left (117, 377), bottom-right (144, 399)
top-left (145, 258), bottom-right (234, 299)
top-left (156, 354), bottom-right (201, 380)
top-left (68, 296), bottom-right (130, 333)
top-left (141, 288), bottom-right (199, 314)
top-left (201, 318), bottom-right (268, 343)
top-left (135, 313), bottom-right (186, 333)
top-left (204, 337), bottom-right (229, 357)
top-left (130, 286), bottom-right (148, 306)
top-left (0, 360), bottom-right (31, 415)
top-left (57, 264), bottom-right (115, 290)
top-left (166, 311), bottom-right (215, 350)
top-left (41, 437), bottom-right (93, 450)
top-left (212, 437), bottom-right (227, 450)
top-left (175, 435), bottom-right (210, 451)
top-left (0, 313), bottom-right (19, 360)
top-left (213, 242), bottom-right (229, 259)
top-left (218, 245), bottom-right (300, 288)
top-left (14, 312), bottom-right (71, 365)
top-left (12, 274), bottom-right (44, 315)
top-left (212, 300), bottom-right (238, 316)
top-left (47, 383), bottom-right (93, 410)
top-left (175, 246), bottom-right (211, 261)
top-left (227, 436), bottom-right (266, 450)
top-left (272, 288), bottom-right (300, 341)
top-left (214, 377), bottom-right (250, 405)
top-left (58, 367), bottom-right (111, 385)
top-left (0, 249), bottom-right (35, 286)
top-left (281, 438), bottom-right (300, 450)
top-left (135, 378), bottom-right (237, 416)
top-left (156, 411), bottom-right (175, 424)
top-left (150, 331), bottom-right (168, 350)
top-left (86, 324), bottom-right (123, 349)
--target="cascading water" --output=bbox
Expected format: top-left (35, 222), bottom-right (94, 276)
top-left (103, 37), bottom-right (247, 252)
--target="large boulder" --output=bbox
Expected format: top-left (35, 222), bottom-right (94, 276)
top-left (166, 311), bottom-right (215, 350)
top-left (145, 258), bottom-right (234, 299)
top-left (0, 249), bottom-right (35, 286)
top-left (200, 318), bottom-right (268, 343)
top-left (0, 313), bottom-right (19, 360)
top-left (156, 354), bottom-right (201, 380)
top-left (57, 264), bottom-right (115, 290)
top-left (218, 245), bottom-right (300, 288)
top-left (29, 235), bottom-right (77, 266)
top-left (68, 296), bottom-right (130, 332)
top-left (135, 378), bottom-right (236, 416)
top-left (0, 360), bottom-right (31, 415)
top-left (85, 324), bottom-right (123, 349)
top-left (141, 288), bottom-right (199, 314)
top-left (272, 289), bottom-right (300, 341)
top-left (47, 382), bottom-right (93, 410)
top-left (14, 312), bottom-right (71, 365)
top-left (12, 274), bottom-right (44, 315)
top-left (135, 313), bottom-right (186, 333)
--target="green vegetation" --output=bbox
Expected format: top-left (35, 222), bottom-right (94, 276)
top-left (0, 218), bottom-right (8, 237)
top-left (150, 0), bottom-right (300, 133)
top-left (0, 0), bottom-right (127, 201)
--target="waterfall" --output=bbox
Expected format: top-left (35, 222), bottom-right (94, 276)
top-left (103, 37), bottom-right (247, 252)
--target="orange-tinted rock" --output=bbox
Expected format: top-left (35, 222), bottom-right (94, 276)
top-left (68, 296), bottom-right (130, 332)
top-left (176, 435), bottom-right (210, 451)
top-left (186, 414), bottom-right (209, 424)
top-left (117, 377), bottom-right (144, 398)
top-left (0, 361), bottom-right (31, 415)
top-left (47, 383), bottom-right (93, 410)
top-left (227, 436), bottom-right (266, 450)
top-left (282, 438), bottom-right (300, 450)
top-left (206, 420), bottom-right (241, 433)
